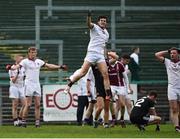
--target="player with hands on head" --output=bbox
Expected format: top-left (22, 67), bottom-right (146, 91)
top-left (155, 47), bottom-right (180, 132)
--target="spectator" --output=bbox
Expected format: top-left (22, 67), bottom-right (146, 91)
top-left (129, 47), bottom-right (141, 81)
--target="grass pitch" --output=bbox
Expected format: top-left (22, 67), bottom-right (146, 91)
top-left (0, 124), bottom-right (179, 138)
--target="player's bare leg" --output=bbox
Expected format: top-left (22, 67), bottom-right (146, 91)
top-left (21, 97), bottom-right (32, 127)
top-left (119, 95), bottom-right (126, 128)
top-left (94, 97), bottom-right (104, 128)
top-left (97, 62), bottom-right (112, 96)
top-left (115, 98), bottom-right (120, 120)
top-left (146, 116), bottom-right (161, 131)
top-left (34, 96), bottom-right (41, 127)
top-left (110, 100), bottom-right (116, 127)
top-left (104, 99), bottom-right (110, 128)
top-left (64, 61), bottom-right (91, 93)
top-left (169, 100), bottom-right (180, 132)
top-left (18, 98), bottom-right (26, 125)
top-left (84, 102), bottom-right (95, 125)
top-left (125, 98), bottom-right (132, 116)
top-left (12, 99), bottom-right (19, 126)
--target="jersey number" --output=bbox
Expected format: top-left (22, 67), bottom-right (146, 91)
top-left (135, 98), bottom-right (144, 107)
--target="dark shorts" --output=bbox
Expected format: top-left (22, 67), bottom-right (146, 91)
top-left (130, 115), bottom-right (150, 125)
top-left (96, 87), bottom-right (106, 99)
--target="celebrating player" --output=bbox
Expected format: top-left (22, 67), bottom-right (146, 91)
top-left (64, 11), bottom-right (112, 100)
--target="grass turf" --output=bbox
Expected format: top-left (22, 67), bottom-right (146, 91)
top-left (0, 124), bottom-right (179, 138)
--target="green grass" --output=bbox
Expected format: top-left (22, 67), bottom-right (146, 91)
top-left (0, 124), bottom-right (179, 138)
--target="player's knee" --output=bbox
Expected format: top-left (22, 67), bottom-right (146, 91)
top-left (35, 105), bottom-right (40, 110)
top-left (35, 103), bottom-right (40, 109)
top-left (120, 102), bottom-right (125, 108)
top-left (97, 105), bottom-right (103, 111)
top-left (26, 102), bottom-right (32, 107)
top-left (13, 102), bottom-right (18, 108)
top-left (101, 71), bottom-right (108, 79)
top-left (13, 106), bottom-right (18, 111)
top-left (171, 106), bottom-right (178, 113)
top-left (155, 116), bottom-right (161, 121)
top-left (172, 108), bottom-right (178, 114)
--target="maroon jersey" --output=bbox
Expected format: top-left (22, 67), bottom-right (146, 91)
top-left (108, 61), bottom-right (125, 86)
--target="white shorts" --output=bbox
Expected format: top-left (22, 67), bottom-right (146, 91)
top-left (167, 86), bottom-right (180, 101)
top-left (24, 82), bottom-right (41, 97)
top-left (143, 115), bottom-right (156, 122)
top-left (84, 51), bottom-right (105, 64)
top-left (111, 85), bottom-right (126, 96)
top-left (125, 94), bottom-right (131, 100)
top-left (9, 86), bottom-right (25, 99)
top-left (149, 115), bottom-right (156, 122)
top-left (123, 87), bottom-right (131, 100)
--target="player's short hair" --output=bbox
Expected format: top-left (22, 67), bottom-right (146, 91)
top-left (28, 47), bottom-right (37, 52)
top-left (122, 54), bottom-right (130, 60)
top-left (131, 47), bottom-right (139, 52)
top-left (148, 91), bottom-right (157, 98)
top-left (169, 47), bottom-right (180, 54)
top-left (97, 16), bottom-right (108, 22)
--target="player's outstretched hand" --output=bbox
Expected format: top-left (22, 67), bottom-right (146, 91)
top-left (6, 64), bottom-right (12, 71)
top-left (60, 65), bottom-right (68, 71)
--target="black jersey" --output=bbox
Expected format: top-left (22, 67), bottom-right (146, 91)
top-left (130, 96), bottom-right (155, 118)
top-left (91, 65), bottom-right (105, 98)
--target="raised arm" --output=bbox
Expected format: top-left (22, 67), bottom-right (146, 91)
top-left (108, 51), bottom-right (119, 64)
top-left (87, 10), bottom-right (94, 29)
top-left (155, 50), bottom-right (168, 63)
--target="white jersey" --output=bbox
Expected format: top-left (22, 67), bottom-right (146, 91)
top-left (87, 24), bottom-right (109, 55)
top-left (9, 65), bottom-right (25, 88)
top-left (77, 75), bottom-right (88, 96)
top-left (86, 68), bottom-right (96, 101)
top-left (130, 53), bottom-right (139, 64)
top-left (125, 64), bottom-right (130, 74)
top-left (164, 58), bottom-right (180, 88)
top-left (20, 58), bottom-right (45, 84)
top-left (87, 67), bottom-right (95, 90)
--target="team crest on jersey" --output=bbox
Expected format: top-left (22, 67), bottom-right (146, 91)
top-left (170, 63), bottom-right (180, 72)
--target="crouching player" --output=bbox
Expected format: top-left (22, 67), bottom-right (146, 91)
top-left (130, 91), bottom-right (161, 131)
